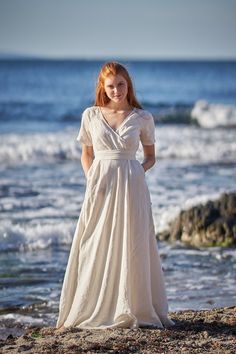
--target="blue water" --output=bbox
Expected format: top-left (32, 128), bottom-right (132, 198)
top-left (0, 59), bottom-right (235, 330)
top-left (1, 60), bottom-right (236, 129)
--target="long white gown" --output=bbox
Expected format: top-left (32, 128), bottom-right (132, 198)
top-left (56, 106), bottom-right (175, 329)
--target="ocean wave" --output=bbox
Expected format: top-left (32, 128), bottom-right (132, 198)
top-left (140, 101), bottom-right (192, 124)
top-left (0, 99), bottom-right (199, 126)
top-left (0, 131), bottom-right (81, 164)
top-left (0, 125), bottom-right (236, 165)
top-left (0, 100), bottom-right (193, 124)
top-left (0, 100), bottom-right (192, 125)
top-left (0, 220), bottom-right (74, 253)
top-left (1, 99), bottom-right (236, 127)
top-left (191, 100), bottom-right (236, 128)
top-left (1, 190), bottom-right (235, 253)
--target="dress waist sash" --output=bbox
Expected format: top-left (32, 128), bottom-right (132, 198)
top-left (94, 150), bottom-right (136, 160)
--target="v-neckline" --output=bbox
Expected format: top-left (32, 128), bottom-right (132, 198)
top-left (98, 106), bottom-right (136, 135)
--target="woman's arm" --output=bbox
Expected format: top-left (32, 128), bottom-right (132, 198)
top-left (81, 144), bottom-right (94, 178)
top-left (141, 144), bottom-right (156, 172)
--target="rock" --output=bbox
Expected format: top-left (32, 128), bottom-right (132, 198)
top-left (158, 191), bottom-right (236, 247)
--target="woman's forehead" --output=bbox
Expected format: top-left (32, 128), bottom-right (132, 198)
top-left (104, 74), bottom-right (126, 84)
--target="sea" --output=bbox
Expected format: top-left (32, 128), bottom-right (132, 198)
top-left (0, 59), bottom-right (236, 332)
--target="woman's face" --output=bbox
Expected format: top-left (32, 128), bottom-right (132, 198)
top-left (103, 74), bottom-right (129, 104)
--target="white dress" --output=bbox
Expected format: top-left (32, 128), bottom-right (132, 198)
top-left (56, 106), bottom-right (175, 329)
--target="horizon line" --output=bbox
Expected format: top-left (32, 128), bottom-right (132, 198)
top-left (0, 52), bottom-right (236, 62)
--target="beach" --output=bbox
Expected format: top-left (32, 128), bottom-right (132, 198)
top-left (0, 59), bottom-right (236, 343)
top-left (1, 306), bottom-right (235, 353)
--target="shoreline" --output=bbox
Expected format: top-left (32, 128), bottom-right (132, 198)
top-left (1, 306), bottom-right (235, 353)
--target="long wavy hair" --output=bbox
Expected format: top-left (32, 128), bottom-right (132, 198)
top-left (94, 61), bottom-right (143, 109)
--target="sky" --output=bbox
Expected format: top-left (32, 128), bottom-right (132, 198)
top-left (0, 0), bottom-right (236, 60)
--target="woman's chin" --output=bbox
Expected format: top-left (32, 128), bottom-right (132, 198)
top-left (112, 96), bottom-right (125, 102)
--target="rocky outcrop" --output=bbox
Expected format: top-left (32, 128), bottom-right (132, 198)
top-left (158, 192), bottom-right (236, 247)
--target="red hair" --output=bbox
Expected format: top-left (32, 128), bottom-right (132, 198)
top-left (94, 61), bottom-right (143, 109)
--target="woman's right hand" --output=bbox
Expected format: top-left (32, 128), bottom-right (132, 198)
top-left (81, 144), bottom-right (94, 178)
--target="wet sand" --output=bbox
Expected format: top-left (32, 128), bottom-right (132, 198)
top-left (0, 306), bottom-right (235, 353)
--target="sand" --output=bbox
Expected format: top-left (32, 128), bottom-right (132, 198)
top-left (0, 306), bottom-right (235, 353)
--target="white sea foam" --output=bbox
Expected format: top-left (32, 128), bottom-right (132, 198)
top-left (0, 130), bottom-right (80, 165)
top-left (0, 220), bottom-right (74, 252)
top-left (1, 313), bottom-right (44, 325)
top-left (191, 100), bottom-right (236, 128)
top-left (156, 124), bottom-right (236, 162)
top-left (1, 123), bottom-right (236, 165)
top-left (1, 191), bottom-right (231, 253)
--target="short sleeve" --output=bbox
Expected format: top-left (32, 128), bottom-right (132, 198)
top-left (140, 111), bottom-right (156, 145)
top-left (76, 108), bottom-right (93, 146)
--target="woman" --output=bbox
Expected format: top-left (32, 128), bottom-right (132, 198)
top-left (56, 61), bottom-right (175, 330)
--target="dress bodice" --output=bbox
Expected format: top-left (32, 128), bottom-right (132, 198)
top-left (77, 106), bottom-right (156, 152)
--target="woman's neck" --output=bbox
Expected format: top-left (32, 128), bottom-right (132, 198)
top-left (105, 100), bottom-right (132, 112)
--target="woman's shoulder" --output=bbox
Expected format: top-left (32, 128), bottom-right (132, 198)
top-left (81, 106), bottom-right (99, 121)
top-left (134, 108), bottom-right (153, 120)
top-left (82, 105), bottom-right (98, 113)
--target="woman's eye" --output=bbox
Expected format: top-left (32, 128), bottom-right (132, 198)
top-left (107, 83), bottom-right (124, 88)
